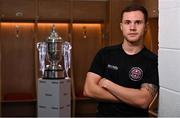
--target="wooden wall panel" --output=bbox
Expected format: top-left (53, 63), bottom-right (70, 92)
top-left (133, 0), bottom-right (158, 18)
top-left (143, 0), bottom-right (158, 18)
top-left (38, 0), bottom-right (71, 21)
top-left (72, 24), bottom-right (103, 97)
top-left (1, 0), bottom-right (35, 20)
top-left (148, 18), bottom-right (158, 54)
top-left (1, 23), bottom-right (35, 100)
top-left (1, 101), bottom-right (36, 116)
top-left (72, 1), bottom-right (107, 22)
top-left (144, 25), bottom-right (152, 51)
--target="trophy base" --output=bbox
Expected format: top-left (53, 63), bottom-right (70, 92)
top-left (43, 69), bottom-right (65, 79)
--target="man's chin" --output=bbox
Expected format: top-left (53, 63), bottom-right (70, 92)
top-left (126, 38), bottom-right (139, 43)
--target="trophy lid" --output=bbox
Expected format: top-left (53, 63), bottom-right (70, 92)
top-left (47, 25), bottom-right (63, 43)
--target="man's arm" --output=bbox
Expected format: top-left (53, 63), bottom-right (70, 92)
top-left (99, 78), bottom-right (158, 109)
top-left (83, 72), bottom-right (119, 102)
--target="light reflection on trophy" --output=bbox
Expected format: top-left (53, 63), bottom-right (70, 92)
top-left (37, 25), bottom-right (72, 79)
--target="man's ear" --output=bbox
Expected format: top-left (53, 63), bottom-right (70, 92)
top-left (120, 23), bottom-right (123, 31)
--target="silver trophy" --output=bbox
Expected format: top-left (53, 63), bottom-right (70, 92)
top-left (37, 25), bottom-right (71, 79)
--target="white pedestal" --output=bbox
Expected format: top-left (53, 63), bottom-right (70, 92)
top-left (37, 78), bottom-right (71, 117)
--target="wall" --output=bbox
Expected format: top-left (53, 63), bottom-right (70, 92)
top-left (158, 0), bottom-right (180, 116)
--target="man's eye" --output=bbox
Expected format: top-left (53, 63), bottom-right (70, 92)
top-left (124, 21), bottom-right (131, 24)
top-left (136, 21), bottom-right (143, 24)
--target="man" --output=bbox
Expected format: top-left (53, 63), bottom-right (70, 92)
top-left (83, 4), bottom-right (159, 117)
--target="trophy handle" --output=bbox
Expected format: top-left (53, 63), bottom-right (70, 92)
top-left (37, 42), bottom-right (47, 77)
top-left (63, 41), bottom-right (72, 78)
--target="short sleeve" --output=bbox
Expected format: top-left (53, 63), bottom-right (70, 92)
top-left (89, 48), bottom-right (106, 77)
top-left (142, 60), bottom-right (159, 88)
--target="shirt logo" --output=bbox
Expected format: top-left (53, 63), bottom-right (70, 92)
top-left (129, 67), bottom-right (143, 81)
top-left (107, 64), bottom-right (118, 70)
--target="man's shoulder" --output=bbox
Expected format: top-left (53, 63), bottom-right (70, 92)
top-left (142, 48), bottom-right (158, 62)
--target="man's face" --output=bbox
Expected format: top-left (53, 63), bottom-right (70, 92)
top-left (120, 11), bottom-right (147, 44)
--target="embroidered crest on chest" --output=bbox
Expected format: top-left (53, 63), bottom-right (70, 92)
top-left (129, 67), bottom-right (143, 81)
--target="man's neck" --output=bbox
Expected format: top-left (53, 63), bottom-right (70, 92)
top-left (122, 40), bottom-right (144, 55)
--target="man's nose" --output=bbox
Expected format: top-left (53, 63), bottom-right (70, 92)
top-left (130, 23), bottom-right (136, 30)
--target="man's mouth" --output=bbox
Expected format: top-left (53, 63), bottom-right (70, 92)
top-left (128, 33), bottom-right (138, 37)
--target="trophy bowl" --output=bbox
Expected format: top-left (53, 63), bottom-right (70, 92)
top-left (47, 40), bottom-right (63, 66)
